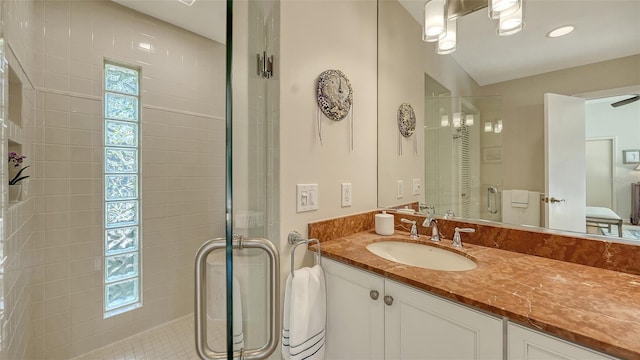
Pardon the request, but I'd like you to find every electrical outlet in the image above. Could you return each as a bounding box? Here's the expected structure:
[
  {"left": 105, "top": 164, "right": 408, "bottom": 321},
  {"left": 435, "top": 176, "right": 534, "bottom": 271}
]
[
  {"left": 296, "top": 184, "right": 319, "bottom": 212},
  {"left": 341, "top": 183, "right": 352, "bottom": 207},
  {"left": 397, "top": 180, "right": 404, "bottom": 198},
  {"left": 412, "top": 178, "right": 421, "bottom": 195}
]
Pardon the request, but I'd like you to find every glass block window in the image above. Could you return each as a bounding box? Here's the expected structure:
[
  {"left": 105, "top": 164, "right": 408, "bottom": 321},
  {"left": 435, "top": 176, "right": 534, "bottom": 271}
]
[{"left": 104, "top": 62, "right": 141, "bottom": 316}]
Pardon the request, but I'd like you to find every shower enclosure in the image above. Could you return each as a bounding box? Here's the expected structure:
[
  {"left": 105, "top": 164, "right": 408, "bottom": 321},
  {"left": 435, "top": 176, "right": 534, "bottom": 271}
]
[
  {"left": 424, "top": 94, "right": 503, "bottom": 223},
  {"left": 0, "top": 0, "right": 279, "bottom": 358}
]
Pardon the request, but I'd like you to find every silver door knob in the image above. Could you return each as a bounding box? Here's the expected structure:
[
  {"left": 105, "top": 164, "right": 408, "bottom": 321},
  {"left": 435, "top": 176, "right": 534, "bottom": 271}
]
[
  {"left": 384, "top": 295, "right": 394, "bottom": 306},
  {"left": 370, "top": 290, "right": 379, "bottom": 300}
]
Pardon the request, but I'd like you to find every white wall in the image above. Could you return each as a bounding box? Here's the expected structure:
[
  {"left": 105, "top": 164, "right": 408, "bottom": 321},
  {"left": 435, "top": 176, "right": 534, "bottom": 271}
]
[
  {"left": 377, "top": 0, "right": 480, "bottom": 208},
  {"left": 279, "top": 0, "right": 378, "bottom": 268},
  {"left": 586, "top": 97, "right": 640, "bottom": 220},
  {"left": 479, "top": 55, "right": 640, "bottom": 193}
]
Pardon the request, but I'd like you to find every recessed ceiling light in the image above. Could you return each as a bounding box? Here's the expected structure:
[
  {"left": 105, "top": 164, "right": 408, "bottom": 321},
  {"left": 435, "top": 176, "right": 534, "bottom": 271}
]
[
  {"left": 547, "top": 25, "right": 575, "bottom": 38},
  {"left": 178, "top": 0, "right": 196, "bottom": 6}
]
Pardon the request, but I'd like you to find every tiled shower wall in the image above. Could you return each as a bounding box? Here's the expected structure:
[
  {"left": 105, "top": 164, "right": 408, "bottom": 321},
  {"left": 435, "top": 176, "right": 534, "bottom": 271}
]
[{"left": 2, "top": 0, "right": 226, "bottom": 358}]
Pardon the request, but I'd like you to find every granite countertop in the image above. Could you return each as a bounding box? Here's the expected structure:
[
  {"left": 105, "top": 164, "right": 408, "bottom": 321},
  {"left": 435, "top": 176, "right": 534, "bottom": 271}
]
[{"left": 316, "top": 230, "right": 640, "bottom": 359}]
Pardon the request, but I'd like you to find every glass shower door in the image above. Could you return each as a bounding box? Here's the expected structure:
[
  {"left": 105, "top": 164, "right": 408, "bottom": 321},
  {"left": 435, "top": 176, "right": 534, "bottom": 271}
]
[{"left": 195, "top": 0, "right": 280, "bottom": 359}]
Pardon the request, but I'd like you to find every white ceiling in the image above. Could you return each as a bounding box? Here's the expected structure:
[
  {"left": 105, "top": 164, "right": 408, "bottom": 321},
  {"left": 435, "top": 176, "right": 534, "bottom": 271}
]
[
  {"left": 111, "top": 0, "right": 226, "bottom": 44},
  {"left": 112, "top": 1, "right": 639, "bottom": 86},
  {"left": 399, "top": 0, "right": 640, "bottom": 85}
]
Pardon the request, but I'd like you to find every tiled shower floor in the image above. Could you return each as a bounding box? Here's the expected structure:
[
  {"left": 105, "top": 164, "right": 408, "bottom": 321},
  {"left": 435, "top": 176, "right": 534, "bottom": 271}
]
[{"left": 72, "top": 315, "right": 200, "bottom": 360}]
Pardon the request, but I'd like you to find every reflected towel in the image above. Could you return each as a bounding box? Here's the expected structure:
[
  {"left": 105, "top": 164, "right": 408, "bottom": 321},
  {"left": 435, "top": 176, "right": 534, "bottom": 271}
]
[
  {"left": 232, "top": 276, "right": 244, "bottom": 350},
  {"left": 511, "top": 189, "right": 529, "bottom": 208},
  {"left": 282, "top": 265, "right": 326, "bottom": 360}
]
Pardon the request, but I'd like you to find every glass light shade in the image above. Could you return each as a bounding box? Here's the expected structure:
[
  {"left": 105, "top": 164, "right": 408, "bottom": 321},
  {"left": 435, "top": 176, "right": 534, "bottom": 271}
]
[
  {"left": 498, "top": 4, "right": 524, "bottom": 36},
  {"left": 452, "top": 112, "right": 462, "bottom": 128},
  {"left": 437, "top": 18, "right": 457, "bottom": 54},
  {"left": 424, "top": 0, "right": 447, "bottom": 42},
  {"left": 441, "top": 115, "right": 450, "bottom": 127},
  {"left": 494, "top": 120, "right": 503, "bottom": 133},
  {"left": 484, "top": 122, "right": 493, "bottom": 132},
  {"left": 465, "top": 114, "right": 474, "bottom": 126},
  {"left": 489, "top": 0, "right": 519, "bottom": 19}
]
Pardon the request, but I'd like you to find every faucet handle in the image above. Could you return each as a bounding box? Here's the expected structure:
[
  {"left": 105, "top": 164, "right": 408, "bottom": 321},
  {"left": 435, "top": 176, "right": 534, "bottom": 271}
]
[
  {"left": 400, "top": 218, "right": 419, "bottom": 239},
  {"left": 452, "top": 227, "right": 475, "bottom": 248}
]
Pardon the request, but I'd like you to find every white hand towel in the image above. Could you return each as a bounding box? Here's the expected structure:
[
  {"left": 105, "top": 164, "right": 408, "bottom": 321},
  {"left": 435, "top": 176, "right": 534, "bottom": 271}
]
[
  {"left": 282, "top": 265, "right": 326, "bottom": 360},
  {"left": 511, "top": 189, "right": 529, "bottom": 208}
]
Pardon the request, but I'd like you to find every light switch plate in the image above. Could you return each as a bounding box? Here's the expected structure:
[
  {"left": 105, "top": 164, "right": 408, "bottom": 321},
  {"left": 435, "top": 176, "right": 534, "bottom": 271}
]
[
  {"left": 397, "top": 180, "right": 404, "bottom": 199},
  {"left": 341, "top": 183, "right": 352, "bottom": 207},
  {"left": 412, "top": 178, "right": 421, "bottom": 195},
  {"left": 296, "top": 184, "right": 319, "bottom": 212}
]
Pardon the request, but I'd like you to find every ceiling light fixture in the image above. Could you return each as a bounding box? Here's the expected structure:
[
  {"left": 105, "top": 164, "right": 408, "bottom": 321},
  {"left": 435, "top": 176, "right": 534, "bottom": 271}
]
[
  {"left": 424, "top": 0, "right": 525, "bottom": 54},
  {"left": 437, "top": 18, "right": 458, "bottom": 54},
  {"left": 547, "top": 25, "right": 575, "bottom": 38},
  {"left": 498, "top": 2, "right": 524, "bottom": 36},
  {"left": 465, "top": 114, "right": 474, "bottom": 126},
  {"left": 424, "top": 0, "right": 447, "bottom": 42},
  {"left": 178, "top": 0, "right": 196, "bottom": 6},
  {"left": 488, "top": 0, "right": 519, "bottom": 19}
]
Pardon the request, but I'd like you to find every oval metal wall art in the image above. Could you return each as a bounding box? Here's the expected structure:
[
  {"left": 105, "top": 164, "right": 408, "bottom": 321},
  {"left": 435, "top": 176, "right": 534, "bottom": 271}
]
[
  {"left": 316, "top": 69, "right": 353, "bottom": 121},
  {"left": 397, "top": 103, "right": 416, "bottom": 138}
]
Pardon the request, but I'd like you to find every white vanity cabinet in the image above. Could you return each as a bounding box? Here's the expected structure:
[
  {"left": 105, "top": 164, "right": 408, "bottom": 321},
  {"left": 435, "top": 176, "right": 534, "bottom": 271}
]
[
  {"left": 323, "top": 258, "right": 503, "bottom": 359},
  {"left": 385, "top": 280, "right": 503, "bottom": 359},
  {"left": 323, "top": 257, "right": 385, "bottom": 359},
  {"left": 508, "top": 323, "right": 618, "bottom": 360}
]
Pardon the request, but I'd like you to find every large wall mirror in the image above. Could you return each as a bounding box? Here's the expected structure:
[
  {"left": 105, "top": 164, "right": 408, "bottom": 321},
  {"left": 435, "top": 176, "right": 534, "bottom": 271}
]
[{"left": 377, "top": 0, "right": 640, "bottom": 243}]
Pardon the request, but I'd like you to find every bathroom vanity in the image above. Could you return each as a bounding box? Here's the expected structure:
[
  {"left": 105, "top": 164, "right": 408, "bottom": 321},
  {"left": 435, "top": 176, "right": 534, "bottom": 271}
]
[{"left": 314, "top": 229, "right": 639, "bottom": 359}]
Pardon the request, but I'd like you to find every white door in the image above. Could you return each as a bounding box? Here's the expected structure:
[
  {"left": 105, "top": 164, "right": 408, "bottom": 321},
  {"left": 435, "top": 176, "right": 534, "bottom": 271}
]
[{"left": 544, "top": 93, "right": 586, "bottom": 233}]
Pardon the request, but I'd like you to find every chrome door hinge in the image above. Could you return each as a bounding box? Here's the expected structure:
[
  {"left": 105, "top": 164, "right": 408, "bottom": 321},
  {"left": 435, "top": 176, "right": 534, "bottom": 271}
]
[{"left": 257, "top": 51, "right": 274, "bottom": 79}]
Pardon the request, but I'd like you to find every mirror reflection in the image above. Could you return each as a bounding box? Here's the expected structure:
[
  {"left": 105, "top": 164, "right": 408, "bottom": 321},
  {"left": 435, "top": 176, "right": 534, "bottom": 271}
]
[{"left": 377, "top": 0, "right": 640, "bottom": 243}]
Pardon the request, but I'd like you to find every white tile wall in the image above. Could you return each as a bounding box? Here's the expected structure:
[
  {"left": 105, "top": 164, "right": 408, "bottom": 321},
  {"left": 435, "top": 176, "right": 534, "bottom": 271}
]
[{"left": 2, "top": 0, "right": 226, "bottom": 358}]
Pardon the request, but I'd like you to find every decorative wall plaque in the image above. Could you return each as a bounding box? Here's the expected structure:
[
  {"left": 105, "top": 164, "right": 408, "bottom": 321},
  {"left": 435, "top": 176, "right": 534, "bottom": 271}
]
[
  {"left": 397, "top": 103, "right": 416, "bottom": 138},
  {"left": 316, "top": 70, "right": 353, "bottom": 121}
]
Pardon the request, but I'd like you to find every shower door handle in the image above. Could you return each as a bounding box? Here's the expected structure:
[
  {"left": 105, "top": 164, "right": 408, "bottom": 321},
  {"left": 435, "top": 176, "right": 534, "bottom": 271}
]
[
  {"left": 195, "top": 237, "right": 280, "bottom": 360},
  {"left": 487, "top": 186, "right": 499, "bottom": 214}
]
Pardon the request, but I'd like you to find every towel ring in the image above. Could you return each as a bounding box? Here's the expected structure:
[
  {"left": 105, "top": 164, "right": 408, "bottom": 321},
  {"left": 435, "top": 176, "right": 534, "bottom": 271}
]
[{"left": 288, "top": 231, "right": 322, "bottom": 278}]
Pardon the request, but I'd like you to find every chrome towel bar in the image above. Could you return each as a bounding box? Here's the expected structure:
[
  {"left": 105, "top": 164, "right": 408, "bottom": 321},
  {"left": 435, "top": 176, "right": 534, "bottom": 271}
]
[{"left": 288, "top": 231, "right": 322, "bottom": 277}]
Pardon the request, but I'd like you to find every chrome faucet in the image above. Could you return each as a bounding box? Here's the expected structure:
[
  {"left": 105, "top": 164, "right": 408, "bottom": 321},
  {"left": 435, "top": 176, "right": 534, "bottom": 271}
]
[
  {"left": 422, "top": 215, "right": 441, "bottom": 242},
  {"left": 452, "top": 227, "right": 475, "bottom": 248},
  {"left": 400, "top": 218, "right": 419, "bottom": 239}
]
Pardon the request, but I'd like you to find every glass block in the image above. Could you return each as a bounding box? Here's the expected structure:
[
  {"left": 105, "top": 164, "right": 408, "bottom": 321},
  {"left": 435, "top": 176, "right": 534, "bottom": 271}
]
[
  {"left": 105, "top": 64, "right": 139, "bottom": 95},
  {"left": 106, "top": 226, "right": 138, "bottom": 255},
  {"left": 105, "top": 148, "right": 138, "bottom": 173},
  {"left": 105, "top": 253, "right": 138, "bottom": 282},
  {"left": 105, "top": 92, "right": 138, "bottom": 121},
  {"left": 105, "top": 278, "right": 139, "bottom": 311},
  {"left": 106, "top": 200, "right": 138, "bottom": 228},
  {"left": 106, "top": 120, "right": 138, "bottom": 147},
  {"left": 106, "top": 175, "right": 138, "bottom": 200}
]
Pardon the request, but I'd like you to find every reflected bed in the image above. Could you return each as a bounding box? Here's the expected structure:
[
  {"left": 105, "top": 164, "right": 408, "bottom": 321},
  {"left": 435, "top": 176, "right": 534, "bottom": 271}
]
[{"left": 586, "top": 206, "right": 623, "bottom": 238}]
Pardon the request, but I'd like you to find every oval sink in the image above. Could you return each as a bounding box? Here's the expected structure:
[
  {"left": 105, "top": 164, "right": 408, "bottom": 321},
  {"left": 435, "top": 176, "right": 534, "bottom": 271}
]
[{"left": 366, "top": 241, "right": 477, "bottom": 271}]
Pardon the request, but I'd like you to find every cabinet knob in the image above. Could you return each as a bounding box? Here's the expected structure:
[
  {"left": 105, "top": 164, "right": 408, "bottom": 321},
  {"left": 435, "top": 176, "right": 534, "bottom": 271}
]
[
  {"left": 384, "top": 295, "right": 394, "bottom": 306},
  {"left": 370, "top": 290, "right": 379, "bottom": 300}
]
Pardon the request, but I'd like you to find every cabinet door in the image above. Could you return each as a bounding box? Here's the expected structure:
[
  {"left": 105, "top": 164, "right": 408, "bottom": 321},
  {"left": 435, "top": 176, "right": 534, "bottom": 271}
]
[
  {"left": 385, "top": 280, "right": 503, "bottom": 360},
  {"left": 508, "top": 323, "right": 617, "bottom": 360},
  {"left": 323, "top": 258, "right": 385, "bottom": 359}
]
